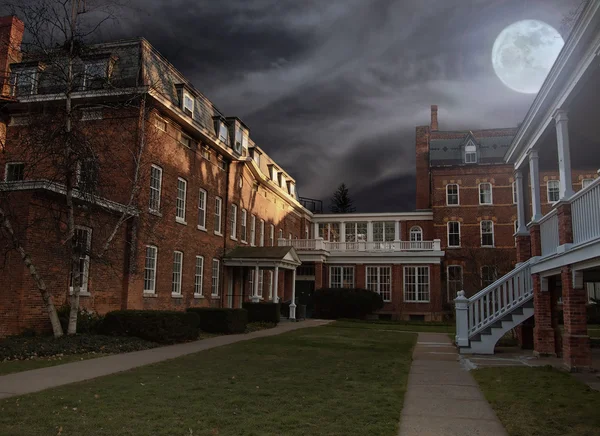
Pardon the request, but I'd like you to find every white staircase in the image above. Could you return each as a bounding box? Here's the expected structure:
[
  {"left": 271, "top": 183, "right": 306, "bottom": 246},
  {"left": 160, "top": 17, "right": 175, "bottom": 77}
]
[{"left": 455, "top": 260, "right": 534, "bottom": 354}]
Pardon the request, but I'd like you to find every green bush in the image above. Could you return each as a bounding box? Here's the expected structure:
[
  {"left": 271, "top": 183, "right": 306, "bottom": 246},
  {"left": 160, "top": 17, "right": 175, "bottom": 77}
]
[
  {"left": 314, "top": 288, "right": 384, "bottom": 319},
  {"left": 57, "top": 305, "right": 104, "bottom": 334},
  {"left": 187, "top": 308, "right": 247, "bottom": 334},
  {"left": 100, "top": 310, "right": 200, "bottom": 344},
  {"left": 242, "top": 302, "right": 280, "bottom": 323}
]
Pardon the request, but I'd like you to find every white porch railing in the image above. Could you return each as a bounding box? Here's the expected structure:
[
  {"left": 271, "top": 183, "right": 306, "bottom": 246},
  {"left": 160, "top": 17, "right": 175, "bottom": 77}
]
[
  {"left": 455, "top": 259, "right": 533, "bottom": 346},
  {"left": 278, "top": 238, "right": 441, "bottom": 252},
  {"left": 539, "top": 209, "right": 559, "bottom": 257},
  {"left": 571, "top": 177, "right": 600, "bottom": 246}
]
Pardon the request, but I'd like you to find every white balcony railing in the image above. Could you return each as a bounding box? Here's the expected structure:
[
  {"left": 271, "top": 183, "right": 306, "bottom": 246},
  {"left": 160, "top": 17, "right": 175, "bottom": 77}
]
[
  {"left": 278, "top": 238, "right": 441, "bottom": 252},
  {"left": 571, "top": 177, "right": 600, "bottom": 246},
  {"left": 539, "top": 209, "right": 559, "bottom": 257}
]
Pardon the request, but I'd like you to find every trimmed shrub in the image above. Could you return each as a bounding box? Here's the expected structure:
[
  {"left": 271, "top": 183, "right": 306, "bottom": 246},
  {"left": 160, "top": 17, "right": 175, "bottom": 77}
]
[
  {"left": 57, "top": 305, "right": 103, "bottom": 334},
  {"left": 187, "top": 308, "right": 248, "bottom": 334},
  {"left": 100, "top": 310, "right": 200, "bottom": 344},
  {"left": 242, "top": 302, "right": 280, "bottom": 323},
  {"left": 314, "top": 288, "right": 384, "bottom": 319}
]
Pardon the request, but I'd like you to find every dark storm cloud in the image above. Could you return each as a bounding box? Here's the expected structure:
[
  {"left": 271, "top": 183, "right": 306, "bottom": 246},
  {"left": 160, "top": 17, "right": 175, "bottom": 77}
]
[{"left": 100, "top": 0, "right": 579, "bottom": 211}]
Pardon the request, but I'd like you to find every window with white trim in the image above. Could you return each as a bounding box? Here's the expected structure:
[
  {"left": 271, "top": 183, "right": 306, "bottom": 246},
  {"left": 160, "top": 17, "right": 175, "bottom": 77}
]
[
  {"left": 149, "top": 165, "right": 162, "bottom": 212},
  {"left": 202, "top": 147, "right": 211, "bottom": 161},
  {"left": 11, "top": 67, "right": 39, "bottom": 96},
  {"left": 582, "top": 178, "right": 595, "bottom": 189},
  {"left": 179, "top": 133, "right": 192, "bottom": 148},
  {"left": 373, "top": 222, "right": 395, "bottom": 242},
  {"left": 230, "top": 204, "right": 238, "bottom": 239},
  {"left": 267, "top": 271, "right": 273, "bottom": 300},
  {"left": 212, "top": 259, "right": 220, "bottom": 296},
  {"left": 258, "top": 270, "right": 264, "bottom": 297},
  {"left": 447, "top": 221, "right": 460, "bottom": 247},
  {"left": 183, "top": 91, "right": 194, "bottom": 116},
  {"left": 240, "top": 209, "right": 247, "bottom": 242},
  {"left": 215, "top": 197, "right": 223, "bottom": 234},
  {"left": 330, "top": 266, "right": 354, "bottom": 288},
  {"left": 447, "top": 266, "right": 463, "bottom": 301},
  {"left": 194, "top": 256, "right": 204, "bottom": 296},
  {"left": 465, "top": 142, "right": 477, "bottom": 163},
  {"left": 259, "top": 220, "right": 265, "bottom": 247},
  {"left": 250, "top": 215, "right": 256, "bottom": 246},
  {"left": 512, "top": 182, "right": 517, "bottom": 204},
  {"left": 144, "top": 245, "right": 158, "bottom": 294},
  {"left": 69, "top": 227, "right": 92, "bottom": 295},
  {"left": 198, "top": 189, "right": 207, "bottom": 230},
  {"left": 446, "top": 184, "right": 459, "bottom": 205},
  {"left": 270, "top": 224, "right": 275, "bottom": 246},
  {"left": 345, "top": 222, "right": 368, "bottom": 243},
  {"left": 547, "top": 180, "right": 560, "bottom": 203},
  {"left": 481, "top": 265, "right": 498, "bottom": 287},
  {"left": 367, "top": 266, "right": 391, "bottom": 302},
  {"left": 218, "top": 122, "right": 229, "bottom": 143},
  {"left": 176, "top": 178, "right": 187, "bottom": 223},
  {"left": 5, "top": 162, "right": 24, "bottom": 181},
  {"left": 154, "top": 116, "right": 167, "bottom": 132},
  {"left": 404, "top": 266, "right": 430, "bottom": 302},
  {"left": 479, "top": 183, "right": 492, "bottom": 205},
  {"left": 83, "top": 60, "right": 108, "bottom": 90},
  {"left": 172, "top": 251, "right": 183, "bottom": 295},
  {"left": 279, "top": 229, "right": 283, "bottom": 240},
  {"left": 81, "top": 108, "right": 103, "bottom": 121},
  {"left": 481, "top": 220, "right": 494, "bottom": 247},
  {"left": 410, "top": 226, "right": 423, "bottom": 242}
]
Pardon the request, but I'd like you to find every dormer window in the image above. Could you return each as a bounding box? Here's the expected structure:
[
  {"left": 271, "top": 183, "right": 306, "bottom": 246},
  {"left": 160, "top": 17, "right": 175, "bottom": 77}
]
[
  {"left": 10, "top": 67, "right": 40, "bottom": 96},
  {"left": 465, "top": 141, "right": 477, "bottom": 164},
  {"left": 183, "top": 91, "right": 194, "bottom": 116},
  {"left": 83, "top": 60, "right": 110, "bottom": 90},
  {"left": 218, "top": 122, "right": 229, "bottom": 143},
  {"left": 287, "top": 181, "right": 295, "bottom": 197},
  {"left": 268, "top": 165, "right": 277, "bottom": 181}
]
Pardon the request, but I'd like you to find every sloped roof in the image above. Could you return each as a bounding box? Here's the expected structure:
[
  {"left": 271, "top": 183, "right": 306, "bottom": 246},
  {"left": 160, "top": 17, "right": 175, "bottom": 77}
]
[
  {"left": 430, "top": 130, "right": 516, "bottom": 166},
  {"left": 224, "top": 246, "right": 300, "bottom": 263}
]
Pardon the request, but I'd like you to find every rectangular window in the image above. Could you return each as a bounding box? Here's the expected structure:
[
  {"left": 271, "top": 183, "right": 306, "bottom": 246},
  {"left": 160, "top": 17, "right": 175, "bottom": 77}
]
[
  {"left": 69, "top": 227, "right": 92, "bottom": 294},
  {"left": 12, "top": 68, "right": 39, "bottom": 96},
  {"left": 279, "top": 229, "right": 284, "bottom": 240},
  {"left": 447, "top": 221, "right": 460, "bottom": 247},
  {"left": 194, "top": 256, "right": 204, "bottom": 296},
  {"left": 267, "top": 270, "right": 273, "bottom": 300},
  {"left": 198, "top": 189, "right": 207, "bottom": 230},
  {"left": 172, "top": 251, "right": 183, "bottom": 295},
  {"left": 241, "top": 209, "right": 247, "bottom": 242},
  {"left": 212, "top": 259, "right": 220, "bottom": 296},
  {"left": 258, "top": 270, "right": 264, "bottom": 298},
  {"left": 149, "top": 165, "right": 162, "bottom": 212},
  {"left": 155, "top": 116, "right": 167, "bottom": 132},
  {"left": 512, "top": 181, "right": 517, "bottom": 204},
  {"left": 5, "top": 162, "right": 24, "bottom": 182},
  {"left": 345, "top": 222, "right": 368, "bottom": 243},
  {"left": 83, "top": 60, "right": 107, "bottom": 90},
  {"left": 547, "top": 180, "right": 560, "bottom": 203},
  {"left": 404, "top": 266, "right": 430, "bottom": 302},
  {"left": 230, "top": 204, "right": 238, "bottom": 239},
  {"left": 329, "top": 266, "right": 354, "bottom": 288},
  {"left": 481, "top": 220, "right": 494, "bottom": 247},
  {"left": 270, "top": 224, "right": 275, "bottom": 246},
  {"left": 176, "top": 178, "right": 187, "bottom": 223},
  {"left": 81, "top": 108, "right": 103, "bottom": 121},
  {"left": 144, "top": 245, "right": 158, "bottom": 294},
  {"left": 215, "top": 197, "right": 223, "bottom": 234},
  {"left": 218, "top": 159, "right": 226, "bottom": 171},
  {"left": 183, "top": 91, "right": 194, "bottom": 116},
  {"left": 582, "top": 178, "right": 595, "bottom": 189},
  {"left": 202, "top": 148, "right": 211, "bottom": 161},
  {"left": 259, "top": 220, "right": 265, "bottom": 247},
  {"left": 481, "top": 266, "right": 497, "bottom": 288},
  {"left": 218, "top": 123, "right": 229, "bottom": 143},
  {"left": 367, "top": 266, "right": 391, "bottom": 302},
  {"left": 479, "top": 183, "right": 493, "bottom": 205},
  {"left": 447, "top": 266, "right": 463, "bottom": 301},
  {"left": 179, "top": 133, "right": 192, "bottom": 148},
  {"left": 446, "top": 184, "right": 459, "bottom": 205},
  {"left": 250, "top": 215, "right": 256, "bottom": 246}
]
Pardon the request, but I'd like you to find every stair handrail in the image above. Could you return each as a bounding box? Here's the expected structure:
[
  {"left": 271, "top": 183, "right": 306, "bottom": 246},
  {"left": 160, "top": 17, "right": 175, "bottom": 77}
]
[{"left": 467, "top": 258, "right": 533, "bottom": 303}]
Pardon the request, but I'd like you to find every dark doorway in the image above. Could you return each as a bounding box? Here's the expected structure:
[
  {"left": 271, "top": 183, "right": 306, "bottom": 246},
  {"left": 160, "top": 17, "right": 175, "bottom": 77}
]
[{"left": 296, "top": 281, "right": 316, "bottom": 318}]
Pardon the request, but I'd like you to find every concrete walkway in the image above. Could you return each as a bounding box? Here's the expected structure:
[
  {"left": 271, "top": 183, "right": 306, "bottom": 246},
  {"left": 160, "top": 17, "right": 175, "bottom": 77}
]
[
  {"left": 398, "top": 332, "right": 508, "bottom": 436},
  {"left": 0, "top": 319, "right": 331, "bottom": 400}
]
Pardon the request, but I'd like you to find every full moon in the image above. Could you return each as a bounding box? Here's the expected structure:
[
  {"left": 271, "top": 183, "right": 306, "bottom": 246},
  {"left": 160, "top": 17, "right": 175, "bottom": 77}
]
[{"left": 492, "top": 20, "right": 564, "bottom": 94}]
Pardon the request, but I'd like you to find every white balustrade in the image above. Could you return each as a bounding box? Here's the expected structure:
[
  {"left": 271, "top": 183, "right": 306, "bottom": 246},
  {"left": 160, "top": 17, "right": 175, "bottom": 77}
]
[
  {"left": 571, "top": 178, "right": 600, "bottom": 246},
  {"left": 277, "top": 238, "right": 437, "bottom": 252},
  {"left": 539, "top": 210, "right": 559, "bottom": 257}
]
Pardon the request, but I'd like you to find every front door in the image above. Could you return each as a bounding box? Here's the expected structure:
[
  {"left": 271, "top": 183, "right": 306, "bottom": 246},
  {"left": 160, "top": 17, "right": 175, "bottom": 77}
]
[{"left": 296, "top": 280, "right": 315, "bottom": 318}]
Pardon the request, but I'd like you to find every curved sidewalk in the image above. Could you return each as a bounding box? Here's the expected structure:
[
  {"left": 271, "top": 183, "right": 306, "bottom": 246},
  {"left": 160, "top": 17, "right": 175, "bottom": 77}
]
[
  {"left": 398, "top": 332, "right": 508, "bottom": 436},
  {"left": 0, "top": 319, "right": 331, "bottom": 400}
]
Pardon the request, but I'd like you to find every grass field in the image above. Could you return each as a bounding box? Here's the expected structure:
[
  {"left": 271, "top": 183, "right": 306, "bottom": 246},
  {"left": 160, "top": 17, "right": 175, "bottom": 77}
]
[{"left": 329, "top": 319, "right": 456, "bottom": 333}]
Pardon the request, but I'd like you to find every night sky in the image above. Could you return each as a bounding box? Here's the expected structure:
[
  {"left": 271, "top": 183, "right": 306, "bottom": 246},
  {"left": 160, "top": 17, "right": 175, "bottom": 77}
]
[{"left": 99, "top": 0, "right": 580, "bottom": 211}]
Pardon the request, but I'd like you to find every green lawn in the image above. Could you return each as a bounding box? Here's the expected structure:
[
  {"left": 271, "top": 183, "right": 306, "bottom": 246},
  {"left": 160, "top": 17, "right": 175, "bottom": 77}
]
[
  {"left": 473, "top": 366, "right": 600, "bottom": 436},
  {"left": 0, "top": 325, "right": 416, "bottom": 436},
  {"left": 0, "top": 353, "right": 108, "bottom": 376},
  {"left": 330, "top": 319, "right": 456, "bottom": 333}
]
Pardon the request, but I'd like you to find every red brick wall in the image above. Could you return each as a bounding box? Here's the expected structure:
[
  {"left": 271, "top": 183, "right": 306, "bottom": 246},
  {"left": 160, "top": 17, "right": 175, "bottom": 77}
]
[
  {"left": 415, "top": 125, "right": 430, "bottom": 210},
  {"left": 0, "top": 15, "right": 24, "bottom": 96}
]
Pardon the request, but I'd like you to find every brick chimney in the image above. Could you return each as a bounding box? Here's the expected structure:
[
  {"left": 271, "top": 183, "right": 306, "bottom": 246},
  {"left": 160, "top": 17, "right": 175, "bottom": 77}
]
[
  {"left": 415, "top": 124, "right": 431, "bottom": 210},
  {"left": 430, "top": 105, "right": 438, "bottom": 131},
  {"left": 0, "top": 15, "right": 24, "bottom": 98}
]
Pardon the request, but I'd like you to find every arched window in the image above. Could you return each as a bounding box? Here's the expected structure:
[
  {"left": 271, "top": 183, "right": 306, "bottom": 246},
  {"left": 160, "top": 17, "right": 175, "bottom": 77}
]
[
  {"left": 465, "top": 142, "right": 477, "bottom": 163},
  {"left": 410, "top": 226, "right": 423, "bottom": 242}
]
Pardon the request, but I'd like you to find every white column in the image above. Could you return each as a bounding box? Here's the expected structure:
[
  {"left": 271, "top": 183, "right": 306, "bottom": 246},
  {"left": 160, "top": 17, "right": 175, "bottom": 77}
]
[
  {"left": 289, "top": 269, "right": 297, "bottom": 320},
  {"left": 273, "top": 266, "right": 279, "bottom": 303},
  {"left": 340, "top": 222, "right": 346, "bottom": 243},
  {"left": 394, "top": 221, "right": 401, "bottom": 241},
  {"left": 313, "top": 222, "right": 320, "bottom": 239},
  {"left": 454, "top": 291, "right": 469, "bottom": 347},
  {"left": 529, "top": 149, "right": 543, "bottom": 223},
  {"left": 367, "top": 221, "right": 373, "bottom": 242},
  {"left": 515, "top": 170, "right": 528, "bottom": 234},
  {"left": 554, "top": 110, "right": 575, "bottom": 200},
  {"left": 251, "top": 265, "right": 260, "bottom": 302}
]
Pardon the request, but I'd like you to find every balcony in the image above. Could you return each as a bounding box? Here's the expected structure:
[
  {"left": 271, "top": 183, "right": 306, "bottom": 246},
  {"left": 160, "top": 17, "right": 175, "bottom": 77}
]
[{"left": 278, "top": 238, "right": 441, "bottom": 253}]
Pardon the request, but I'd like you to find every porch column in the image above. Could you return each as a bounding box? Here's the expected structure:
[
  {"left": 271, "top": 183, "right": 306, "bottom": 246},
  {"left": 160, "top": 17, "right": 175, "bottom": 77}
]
[
  {"left": 273, "top": 266, "right": 279, "bottom": 303},
  {"left": 515, "top": 170, "right": 528, "bottom": 234},
  {"left": 313, "top": 222, "right": 320, "bottom": 239},
  {"left": 533, "top": 274, "right": 556, "bottom": 357},
  {"left": 340, "top": 221, "right": 346, "bottom": 243},
  {"left": 562, "top": 266, "right": 591, "bottom": 370},
  {"left": 554, "top": 110, "right": 575, "bottom": 200},
  {"left": 367, "top": 221, "right": 373, "bottom": 242},
  {"left": 289, "top": 269, "right": 297, "bottom": 320},
  {"left": 528, "top": 149, "right": 543, "bottom": 223},
  {"left": 251, "top": 265, "right": 260, "bottom": 302},
  {"left": 394, "top": 221, "right": 401, "bottom": 241}
]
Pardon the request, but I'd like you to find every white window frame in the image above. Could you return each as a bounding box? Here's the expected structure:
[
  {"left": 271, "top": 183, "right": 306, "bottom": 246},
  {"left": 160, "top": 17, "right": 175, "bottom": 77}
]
[
  {"left": 329, "top": 266, "right": 355, "bottom": 288},
  {"left": 481, "top": 266, "right": 498, "bottom": 288},
  {"left": 479, "top": 183, "right": 493, "bottom": 205},
  {"left": 143, "top": 245, "right": 158, "bottom": 294},
  {"left": 154, "top": 115, "right": 167, "bottom": 132},
  {"left": 258, "top": 270, "right": 264, "bottom": 298},
  {"left": 547, "top": 180, "right": 560, "bottom": 203},
  {"left": 230, "top": 204, "right": 238, "bottom": 240},
  {"left": 179, "top": 133, "right": 192, "bottom": 148},
  {"left": 270, "top": 224, "right": 275, "bottom": 246},
  {"left": 81, "top": 108, "right": 103, "bottom": 121},
  {"left": 194, "top": 256, "right": 204, "bottom": 297},
  {"left": 480, "top": 220, "right": 495, "bottom": 247},
  {"left": 183, "top": 91, "right": 194, "bottom": 116},
  {"left": 582, "top": 178, "right": 595, "bottom": 189},
  {"left": 215, "top": 197, "right": 223, "bottom": 235},
  {"left": 211, "top": 259, "right": 220, "bottom": 296},
  {"left": 149, "top": 165, "right": 162, "bottom": 213},
  {"left": 218, "top": 122, "right": 229, "bottom": 143},
  {"left": 69, "top": 226, "right": 92, "bottom": 296},
  {"left": 240, "top": 209, "right": 247, "bottom": 243},
  {"left": 446, "top": 184, "right": 459, "bottom": 206},
  {"left": 172, "top": 251, "right": 183, "bottom": 296},
  {"left": 4, "top": 162, "right": 25, "bottom": 182},
  {"left": 176, "top": 177, "right": 187, "bottom": 224},
  {"left": 267, "top": 270, "right": 273, "bottom": 300},
  {"left": 447, "top": 265, "right": 463, "bottom": 301},
  {"left": 403, "top": 266, "right": 430, "bottom": 303},
  {"left": 447, "top": 221, "right": 461, "bottom": 248},
  {"left": 278, "top": 229, "right": 283, "bottom": 240},
  {"left": 12, "top": 67, "right": 39, "bottom": 96},
  {"left": 259, "top": 219, "right": 265, "bottom": 247},
  {"left": 202, "top": 147, "right": 211, "bottom": 161},
  {"left": 512, "top": 181, "right": 517, "bottom": 204},
  {"left": 83, "top": 60, "right": 107, "bottom": 90},
  {"left": 250, "top": 215, "right": 256, "bottom": 246},
  {"left": 409, "top": 226, "right": 423, "bottom": 242},
  {"left": 197, "top": 189, "right": 207, "bottom": 230},
  {"left": 366, "top": 266, "right": 392, "bottom": 302},
  {"left": 288, "top": 232, "right": 292, "bottom": 241},
  {"left": 465, "top": 142, "right": 477, "bottom": 164}
]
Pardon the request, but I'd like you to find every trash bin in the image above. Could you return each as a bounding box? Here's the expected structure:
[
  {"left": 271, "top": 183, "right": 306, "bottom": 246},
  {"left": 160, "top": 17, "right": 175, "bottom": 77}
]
[{"left": 296, "top": 304, "right": 307, "bottom": 320}]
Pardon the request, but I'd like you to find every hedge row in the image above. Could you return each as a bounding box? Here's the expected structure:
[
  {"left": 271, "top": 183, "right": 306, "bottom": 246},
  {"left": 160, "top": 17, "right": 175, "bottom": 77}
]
[
  {"left": 242, "top": 302, "right": 280, "bottom": 323},
  {"left": 314, "top": 288, "right": 383, "bottom": 319},
  {"left": 186, "top": 308, "right": 248, "bottom": 334}
]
